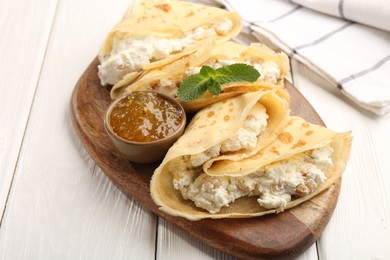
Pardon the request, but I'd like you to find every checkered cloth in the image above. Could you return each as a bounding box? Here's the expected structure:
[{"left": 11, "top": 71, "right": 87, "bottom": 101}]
[{"left": 214, "top": 0, "right": 390, "bottom": 115}]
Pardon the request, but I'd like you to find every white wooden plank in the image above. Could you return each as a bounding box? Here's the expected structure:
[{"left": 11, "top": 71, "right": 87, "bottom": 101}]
[
  {"left": 291, "top": 59, "right": 390, "bottom": 259},
  {"left": 0, "top": 0, "right": 157, "bottom": 259},
  {"left": 0, "top": 0, "right": 58, "bottom": 221}
]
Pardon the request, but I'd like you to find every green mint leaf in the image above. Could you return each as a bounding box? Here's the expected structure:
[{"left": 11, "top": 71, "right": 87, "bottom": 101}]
[
  {"left": 177, "top": 74, "right": 210, "bottom": 102},
  {"left": 207, "top": 78, "right": 222, "bottom": 96},
  {"left": 215, "top": 63, "right": 260, "bottom": 84},
  {"left": 199, "top": 65, "right": 216, "bottom": 78}
]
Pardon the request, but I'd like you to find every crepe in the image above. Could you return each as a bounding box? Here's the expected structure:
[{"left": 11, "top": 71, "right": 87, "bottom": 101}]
[
  {"left": 97, "top": 0, "right": 241, "bottom": 87},
  {"left": 150, "top": 116, "right": 352, "bottom": 220},
  {"left": 160, "top": 90, "right": 289, "bottom": 164},
  {"left": 110, "top": 41, "right": 290, "bottom": 112}
]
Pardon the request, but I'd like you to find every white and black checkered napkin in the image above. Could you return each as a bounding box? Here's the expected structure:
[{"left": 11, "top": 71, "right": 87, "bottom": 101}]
[{"left": 215, "top": 0, "right": 390, "bottom": 115}]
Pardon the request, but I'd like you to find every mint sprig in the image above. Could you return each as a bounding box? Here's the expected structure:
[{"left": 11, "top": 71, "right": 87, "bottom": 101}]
[{"left": 178, "top": 63, "right": 260, "bottom": 102}]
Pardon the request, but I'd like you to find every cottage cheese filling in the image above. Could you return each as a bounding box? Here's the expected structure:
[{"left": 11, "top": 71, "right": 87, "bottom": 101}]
[
  {"left": 173, "top": 145, "right": 333, "bottom": 214},
  {"left": 189, "top": 102, "right": 269, "bottom": 167},
  {"left": 98, "top": 18, "right": 233, "bottom": 85}
]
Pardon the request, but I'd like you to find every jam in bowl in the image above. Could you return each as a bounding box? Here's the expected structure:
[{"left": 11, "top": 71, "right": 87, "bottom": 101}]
[{"left": 104, "top": 91, "right": 186, "bottom": 163}]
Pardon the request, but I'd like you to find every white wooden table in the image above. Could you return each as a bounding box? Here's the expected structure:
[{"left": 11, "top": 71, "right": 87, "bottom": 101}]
[{"left": 1, "top": 0, "right": 389, "bottom": 259}]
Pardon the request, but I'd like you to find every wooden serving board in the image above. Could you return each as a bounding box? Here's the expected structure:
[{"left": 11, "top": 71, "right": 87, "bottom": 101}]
[{"left": 70, "top": 58, "right": 341, "bottom": 259}]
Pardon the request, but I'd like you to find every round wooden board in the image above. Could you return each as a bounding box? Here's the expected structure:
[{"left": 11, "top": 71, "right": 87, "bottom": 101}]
[{"left": 70, "top": 58, "right": 341, "bottom": 259}]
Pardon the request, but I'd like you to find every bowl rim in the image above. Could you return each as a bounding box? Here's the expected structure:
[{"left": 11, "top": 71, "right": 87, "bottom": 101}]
[{"left": 104, "top": 90, "right": 187, "bottom": 145}]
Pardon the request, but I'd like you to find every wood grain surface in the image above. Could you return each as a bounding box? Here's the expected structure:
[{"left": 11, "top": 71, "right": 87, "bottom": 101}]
[{"left": 70, "top": 58, "right": 341, "bottom": 259}]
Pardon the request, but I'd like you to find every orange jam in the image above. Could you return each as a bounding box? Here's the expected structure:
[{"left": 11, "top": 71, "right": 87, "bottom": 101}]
[{"left": 109, "top": 92, "right": 183, "bottom": 142}]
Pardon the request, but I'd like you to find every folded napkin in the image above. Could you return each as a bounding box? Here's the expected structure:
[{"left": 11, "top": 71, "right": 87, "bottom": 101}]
[
  {"left": 294, "top": 0, "right": 390, "bottom": 32},
  {"left": 215, "top": 0, "right": 390, "bottom": 115}
]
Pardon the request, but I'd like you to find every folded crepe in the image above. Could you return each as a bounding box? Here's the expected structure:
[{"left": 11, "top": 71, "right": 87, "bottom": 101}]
[
  {"left": 98, "top": 0, "right": 241, "bottom": 87},
  {"left": 162, "top": 90, "right": 290, "bottom": 165},
  {"left": 150, "top": 115, "right": 352, "bottom": 221},
  {"left": 110, "top": 41, "right": 290, "bottom": 112}
]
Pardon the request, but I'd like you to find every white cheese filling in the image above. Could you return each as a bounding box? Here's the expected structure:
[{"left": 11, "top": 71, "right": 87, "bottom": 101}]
[
  {"left": 98, "top": 18, "right": 233, "bottom": 86},
  {"left": 150, "top": 58, "right": 281, "bottom": 97},
  {"left": 189, "top": 102, "right": 269, "bottom": 167},
  {"left": 173, "top": 145, "right": 333, "bottom": 214}
]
